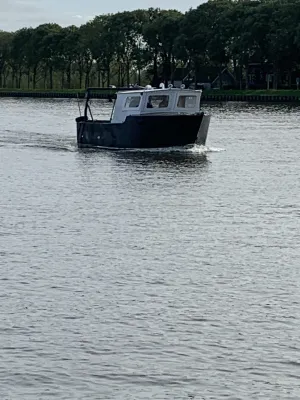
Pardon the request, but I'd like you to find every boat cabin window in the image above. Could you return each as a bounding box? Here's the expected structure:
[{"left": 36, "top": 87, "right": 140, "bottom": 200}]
[
  {"left": 124, "top": 96, "right": 141, "bottom": 108},
  {"left": 177, "top": 95, "right": 197, "bottom": 108},
  {"left": 147, "top": 95, "right": 169, "bottom": 109}
]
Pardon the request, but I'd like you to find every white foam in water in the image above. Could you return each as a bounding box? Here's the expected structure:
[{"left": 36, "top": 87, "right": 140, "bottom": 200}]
[
  {"left": 205, "top": 146, "right": 226, "bottom": 153},
  {"left": 117, "top": 144, "right": 225, "bottom": 154}
]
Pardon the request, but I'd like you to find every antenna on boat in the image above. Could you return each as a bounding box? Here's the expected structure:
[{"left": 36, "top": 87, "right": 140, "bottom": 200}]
[{"left": 77, "top": 93, "right": 82, "bottom": 116}]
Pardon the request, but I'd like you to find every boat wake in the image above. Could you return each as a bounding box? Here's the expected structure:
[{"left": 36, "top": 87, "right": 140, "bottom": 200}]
[
  {"left": 79, "top": 143, "right": 224, "bottom": 154},
  {"left": 22, "top": 142, "right": 77, "bottom": 152},
  {"left": 0, "top": 130, "right": 224, "bottom": 155},
  {"left": 0, "top": 129, "right": 77, "bottom": 152},
  {"left": 100, "top": 144, "right": 225, "bottom": 154}
]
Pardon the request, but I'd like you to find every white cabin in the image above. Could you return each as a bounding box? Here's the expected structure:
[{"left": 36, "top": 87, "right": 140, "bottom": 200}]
[{"left": 111, "top": 86, "right": 202, "bottom": 124}]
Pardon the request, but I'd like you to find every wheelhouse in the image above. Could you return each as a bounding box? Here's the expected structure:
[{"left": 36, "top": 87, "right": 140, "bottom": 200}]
[
  {"left": 110, "top": 87, "right": 202, "bottom": 123},
  {"left": 82, "top": 86, "right": 203, "bottom": 124}
]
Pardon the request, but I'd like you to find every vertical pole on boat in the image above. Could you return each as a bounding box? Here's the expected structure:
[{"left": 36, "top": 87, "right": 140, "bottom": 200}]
[
  {"left": 77, "top": 93, "right": 82, "bottom": 116},
  {"left": 110, "top": 98, "right": 116, "bottom": 121}
]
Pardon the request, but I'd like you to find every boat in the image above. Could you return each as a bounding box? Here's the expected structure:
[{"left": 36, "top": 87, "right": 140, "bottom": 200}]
[{"left": 75, "top": 85, "right": 211, "bottom": 149}]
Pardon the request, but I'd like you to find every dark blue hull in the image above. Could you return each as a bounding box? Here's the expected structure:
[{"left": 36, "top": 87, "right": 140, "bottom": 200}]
[{"left": 76, "top": 113, "right": 210, "bottom": 149}]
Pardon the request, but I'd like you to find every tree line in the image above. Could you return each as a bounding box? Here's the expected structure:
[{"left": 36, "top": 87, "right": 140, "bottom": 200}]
[{"left": 1, "top": 0, "right": 300, "bottom": 91}]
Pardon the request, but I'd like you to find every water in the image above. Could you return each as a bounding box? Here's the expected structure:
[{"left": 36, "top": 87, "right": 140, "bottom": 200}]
[{"left": 0, "top": 98, "right": 300, "bottom": 399}]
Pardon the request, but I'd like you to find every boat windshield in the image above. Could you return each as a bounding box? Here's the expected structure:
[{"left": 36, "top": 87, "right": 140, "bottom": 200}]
[
  {"left": 124, "top": 96, "right": 141, "bottom": 108},
  {"left": 85, "top": 99, "right": 112, "bottom": 121},
  {"left": 84, "top": 88, "right": 115, "bottom": 121},
  {"left": 147, "top": 95, "right": 169, "bottom": 109},
  {"left": 177, "top": 95, "right": 197, "bottom": 108}
]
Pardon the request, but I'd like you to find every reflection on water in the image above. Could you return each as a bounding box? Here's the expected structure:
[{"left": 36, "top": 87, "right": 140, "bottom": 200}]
[
  {"left": 77, "top": 144, "right": 210, "bottom": 169},
  {"left": 113, "top": 150, "right": 208, "bottom": 167},
  {"left": 1, "top": 98, "right": 300, "bottom": 400}
]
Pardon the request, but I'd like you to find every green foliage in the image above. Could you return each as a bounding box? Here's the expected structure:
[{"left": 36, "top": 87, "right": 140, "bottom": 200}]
[
  {"left": 1, "top": 1, "right": 300, "bottom": 90},
  {"left": 0, "top": 31, "right": 14, "bottom": 87}
]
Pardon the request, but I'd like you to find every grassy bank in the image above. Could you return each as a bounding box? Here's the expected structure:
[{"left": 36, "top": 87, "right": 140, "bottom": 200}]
[
  {"left": 0, "top": 88, "right": 300, "bottom": 102},
  {"left": 205, "top": 89, "right": 300, "bottom": 96},
  {"left": 0, "top": 88, "right": 84, "bottom": 93},
  {"left": 0, "top": 88, "right": 300, "bottom": 95},
  {"left": 0, "top": 88, "right": 111, "bottom": 94}
]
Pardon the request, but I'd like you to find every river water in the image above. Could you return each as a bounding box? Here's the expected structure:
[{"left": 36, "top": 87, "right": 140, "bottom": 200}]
[{"left": 0, "top": 98, "right": 300, "bottom": 400}]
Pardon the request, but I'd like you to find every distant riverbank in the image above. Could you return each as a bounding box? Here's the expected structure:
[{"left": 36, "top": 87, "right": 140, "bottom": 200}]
[{"left": 1, "top": 88, "right": 300, "bottom": 102}]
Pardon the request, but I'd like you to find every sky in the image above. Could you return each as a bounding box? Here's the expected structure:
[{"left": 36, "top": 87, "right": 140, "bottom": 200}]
[{"left": 1, "top": 0, "right": 207, "bottom": 32}]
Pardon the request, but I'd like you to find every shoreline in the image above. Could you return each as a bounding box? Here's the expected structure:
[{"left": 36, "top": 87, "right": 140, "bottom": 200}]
[{"left": 1, "top": 89, "right": 300, "bottom": 103}]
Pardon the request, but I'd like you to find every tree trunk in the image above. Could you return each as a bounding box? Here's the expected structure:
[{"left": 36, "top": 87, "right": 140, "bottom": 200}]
[
  {"left": 163, "top": 60, "right": 168, "bottom": 86},
  {"left": 107, "top": 66, "right": 110, "bottom": 87},
  {"left": 126, "top": 60, "right": 130, "bottom": 87},
  {"left": 245, "top": 65, "right": 249, "bottom": 90},
  {"left": 66, "top": 58, "right": 72, "bottom": 89},
  {"left": 239, "top": 65, "right": 243, "bottom": 90},
  {"left": 273, "top": 60, "right": 279, "bottom": 90},
  {"left": 97, "top": 68, "right": 101, "bottom": 87},
  {"left": 233, "top": 58, "right": 237, "bottom": 79},
  {"left": 61, "top": 71, "right": 65, "bottom": 89},
  {"left": 67, "top": 63, "right": 71, "bottom": 89},
  {"left": 85, "top": 72, "right": 89, "bottom": 88},
  {"left": 243, "top": 61, "right": 249, "bottom": 90},
  {"left": 3, "top": 69, "right": 8, "bottom": 88},
  {"left": 121, "top": 64, "right": 125, "bottom": 87},
  {"left": 117, "top": 62, "right": 121, "bottom": 87},
  {"left": 49, "top": 65, "right": 53, "bottom": 89},
  {"left": 84, "top": 59, "right": 92, "bottom": 88},
  {"left": 27, "top": 70, "right": 30, "bottom": 89},
  {"left": 33, "top": 66, "right": 37, "bottom": 89},
  {"left": 152, "top": 53, "right": 158, "bottom": 87},
  {"left": 18, "top": 70, "right": 22, "bottom": 88},
  {"left": 43, "top": 69, "right": 47, "bottom": 89},
  {"left": 12, "top": 69, "right": 16, "bottom": 88},
  {"left": 79, "top": 69, "right": 83, "bottom": 89},
  {"left": 170, "top": 54, "right": 176, "bottom": 83}
]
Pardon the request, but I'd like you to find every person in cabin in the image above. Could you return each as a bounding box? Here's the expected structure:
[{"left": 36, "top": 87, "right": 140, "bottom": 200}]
[{"left": 159, "top": 97, "right": 168, "bottom": 108}]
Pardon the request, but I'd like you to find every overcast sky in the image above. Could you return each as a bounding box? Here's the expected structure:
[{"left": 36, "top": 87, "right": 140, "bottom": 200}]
[{"left": 1, "top": 0, "right": 206, "bottom": 31}]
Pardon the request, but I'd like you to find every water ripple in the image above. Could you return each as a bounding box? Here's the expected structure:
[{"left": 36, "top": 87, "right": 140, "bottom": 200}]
[{"left": 0, "top": 98, "right": 300, "bottom": 399}]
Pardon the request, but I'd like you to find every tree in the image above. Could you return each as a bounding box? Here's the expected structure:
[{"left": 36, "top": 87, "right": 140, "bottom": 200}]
[
  {"left": 1, "top": 2, "right": 300, "bottom": 90},
  {"left": 108, "top": 10, "right": 148, "bottom": 86},
  {"left": 82, "top": 15, "right": 117, "bottom": 87},
  {"left": 0, "top": 31, "right": 13, "bottom": 87},
  {"left": 143, "top": 9, "right": 183, "bottom": 86}
]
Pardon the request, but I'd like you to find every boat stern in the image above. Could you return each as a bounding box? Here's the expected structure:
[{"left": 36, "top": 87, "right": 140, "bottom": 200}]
[
  {"left": 76, "top": 116, "right": 88, "bottom": 146},
  {"left": 196, "top": 114, "right": 211, "bottom": 146}
]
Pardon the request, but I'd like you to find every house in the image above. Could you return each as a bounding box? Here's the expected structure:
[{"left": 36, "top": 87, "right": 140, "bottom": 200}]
[
  {"left": 210, "top": 68, "right": 237, "bottom": 89},
  {"left": 172, "top": 66, "right": 237, "bottom": 89},
  {"left": 247, "top": 63, "right": 274, "bottom": 89},
  {"left": 172, "top": 67, "right": 194, "bottom": 88},
  {"left": 247, "top": 62, "right": 300, "bottom": 89}
]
